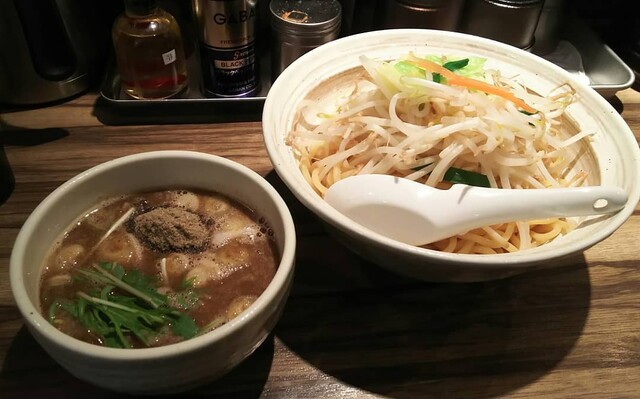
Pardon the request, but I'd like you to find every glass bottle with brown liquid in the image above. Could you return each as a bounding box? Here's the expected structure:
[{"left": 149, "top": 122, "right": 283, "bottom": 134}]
[{"left": 112, "top": 0, "right": 188, "bottom": 99}]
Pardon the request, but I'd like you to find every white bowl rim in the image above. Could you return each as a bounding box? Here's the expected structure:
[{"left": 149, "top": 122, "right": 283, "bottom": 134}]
[
  {"left": 10, "top": 150, "right": 297, "bottom": 360},
  {"left": 263, "top": 28, "right": 640, "bottom": 268}
]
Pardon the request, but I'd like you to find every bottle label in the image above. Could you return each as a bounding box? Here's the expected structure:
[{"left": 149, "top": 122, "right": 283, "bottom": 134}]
[
  {"left": 162, "top": 49, "right": 177, "bottom": 65},
  {"left": 200, "top": 42, "right": 259, "bottom": 97},
  {"left": 194, "top": 0, "right": 259, "bottom": 97}
]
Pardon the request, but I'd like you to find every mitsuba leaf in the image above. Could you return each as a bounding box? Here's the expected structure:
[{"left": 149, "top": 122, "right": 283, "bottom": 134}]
[
  {"left": 171, "top": 312, "right": 199, "bottom": 339},
  {"left": 50, "top": 262, "right": 200, "bottom": 349},
  {"left": 98, "top": 262, "right": 167, "bottom": 307}
]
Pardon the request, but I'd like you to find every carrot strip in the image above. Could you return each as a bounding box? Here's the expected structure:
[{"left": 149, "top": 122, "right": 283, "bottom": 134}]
[
  {"left": 406, "top": 53, "right": 536, "bottom": 113},
  {"left": 452, "top": 77, "right": 536, "bottom": 114}
]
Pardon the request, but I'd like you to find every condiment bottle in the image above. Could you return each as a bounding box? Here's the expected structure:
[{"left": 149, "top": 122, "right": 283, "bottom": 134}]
[
  {"left": 192, "top": 0, "right": 260, "bottom": 98},
  {"left": 531, "top": 0, "right": 567, "bottom": 55},
  {"left": 112, "top": 0, "right": 189, "bottom": 99},
  {"left": 459, "top": 0, "right": 545, "bottom": 50},
  {"left": 269, "top": 0, "right": 342, "bottom": 82},
  {"left": 377, "top": 0, "right": 465, "bottom": 31}
]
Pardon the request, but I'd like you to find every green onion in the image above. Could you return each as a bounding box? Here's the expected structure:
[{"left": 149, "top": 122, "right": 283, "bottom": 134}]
[
  {"left": 411, "top": 163, "right": 490, "bottom": 188},
  {"left": 443, "top": 59, "right": 470, "bottom": 72},
  {"left": 443, "top": 167, "right": 490, "bottom": 187},
  {"left": 432, "top": 58, "right": 469, "bottom": 84},
  {"left": 411, "top": 163, "right": 432, "bottom": 171}
]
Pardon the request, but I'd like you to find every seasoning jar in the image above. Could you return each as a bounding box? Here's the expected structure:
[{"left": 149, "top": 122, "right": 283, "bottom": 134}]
[
  {"left": 377, "top": 0, "right": 466, "bottom": 31},
  {"left": 269, "top": 0, "right": 342, "bottom": 82},
  {"left": 192, "top": 0, "right": 260, "bottom": 98},
  {"left": 112, "top": 0, "right": 189, "bottom": 99},
  {"left": 459, "top": 0, "right": 544, "bottom": 50},
  {"left": 531, "top": 0, "right": 567, "bottom": 55}
]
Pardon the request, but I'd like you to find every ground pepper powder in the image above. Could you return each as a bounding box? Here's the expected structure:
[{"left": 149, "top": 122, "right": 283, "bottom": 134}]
[{"left": 130, "top": 206, "right": 210, "bottom": 253}]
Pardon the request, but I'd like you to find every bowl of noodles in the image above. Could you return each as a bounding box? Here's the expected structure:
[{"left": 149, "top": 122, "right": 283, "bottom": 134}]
[{"left": 262, "top": 29, "right": 640, "bottom": 282}]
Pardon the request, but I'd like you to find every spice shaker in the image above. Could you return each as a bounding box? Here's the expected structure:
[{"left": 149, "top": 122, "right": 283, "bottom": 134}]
[
  {"left": 192, "top": 0, "right": 260, "bottom": 98},
  {"left": 112, "top": 0, "right": 189, "bottom": 99},
  {"left": 269, "top": 0, "right": 341, "bottom": 82},
  {"left": 377, "top": 0, "right": 465, "bottom": 31},
  {"left": 531, "top": 0, "right": 567, "bottom": 55},
  {"left": 459, "top": 0, "right": 544, "bottom": 50}
]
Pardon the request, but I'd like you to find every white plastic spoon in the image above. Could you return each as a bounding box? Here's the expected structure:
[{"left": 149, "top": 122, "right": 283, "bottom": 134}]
[{"left": 324, "top": 174, "right": 628, "bottom": 246}]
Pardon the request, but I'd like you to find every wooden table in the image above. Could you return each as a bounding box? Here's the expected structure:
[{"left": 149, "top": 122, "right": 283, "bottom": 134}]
[{"left": 1, "top": 88, "right": 639, "bottom": 399}]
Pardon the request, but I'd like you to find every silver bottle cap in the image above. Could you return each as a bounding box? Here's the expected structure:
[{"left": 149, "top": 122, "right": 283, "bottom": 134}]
[
  {"left": 269, "top": 0, "right": 342, "bottom": 82},
  {"left": 270, "top": 0, "right": 341, "bottom": 37}
]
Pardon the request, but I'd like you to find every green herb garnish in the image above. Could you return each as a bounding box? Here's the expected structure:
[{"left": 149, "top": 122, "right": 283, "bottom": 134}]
[
  {"left": 432, "top": 58, "right": 470, "bottom": 84},
  {"left": 443, "top": 167, "right": 490, "bottom": 187},
  {"left": 410, "top": 163, "right": 490, "bottom": 188},
  {"left": 411, "top": 162, "right": 432, "bottom": 172},
  {"left": 442, "top": 59, "right": 470, "bottom": 71},
  {"left": 49, "top": 262, "right": 198, "bottom": 348}
]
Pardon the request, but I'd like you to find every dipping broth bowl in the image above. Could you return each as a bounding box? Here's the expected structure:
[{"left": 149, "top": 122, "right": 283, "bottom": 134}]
[
  {"left": 9, "top": 150, "right": 296, "bottom": 394},
  {"left": 262, "top": 29, "right": 640, "bottom": 282}
]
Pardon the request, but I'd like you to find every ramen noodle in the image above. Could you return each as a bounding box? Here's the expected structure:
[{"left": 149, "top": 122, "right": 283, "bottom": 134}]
[{"left": 287, "top": 52, "right": 593, "bottom": 254}]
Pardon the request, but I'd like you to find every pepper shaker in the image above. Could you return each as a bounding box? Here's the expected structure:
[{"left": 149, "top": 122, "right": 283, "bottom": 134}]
[
  {"left": 269, "top": 0, "right": 342, "bottom": 82},
  {"left": 531, "top": 0, "right": 567, "bottom": 55},
  {"left": 459, "top": 0, "right": 544, "bottom": 50},
  {"left": 377, "top": 0, "right": 466, "bottom": 31},
  {"left": 192, "top": 0, "right": 260, "bottom": 98}
]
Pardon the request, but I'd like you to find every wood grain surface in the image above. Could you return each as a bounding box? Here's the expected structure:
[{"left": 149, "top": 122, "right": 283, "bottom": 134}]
[{"left": 0, "top": 87, "right": 639, "bottom": 399}]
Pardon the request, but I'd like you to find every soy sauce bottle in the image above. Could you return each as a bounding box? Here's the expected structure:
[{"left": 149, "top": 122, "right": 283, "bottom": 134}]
[{"left": 112, "top": 0, "right": 189, "bottom": 99}]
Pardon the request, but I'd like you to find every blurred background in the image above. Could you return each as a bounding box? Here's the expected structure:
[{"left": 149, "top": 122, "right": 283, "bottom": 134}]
[{"left": 0, "top": 0, "right": 637, "bottom": 106}]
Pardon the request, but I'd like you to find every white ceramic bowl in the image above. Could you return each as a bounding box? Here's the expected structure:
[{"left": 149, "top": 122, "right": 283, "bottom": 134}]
[
  {"left": 262, "top": 29, "right": 640, "bottom": 282},
  {"left": 9, "top": 150, "right": 296, "bottom": 394}
]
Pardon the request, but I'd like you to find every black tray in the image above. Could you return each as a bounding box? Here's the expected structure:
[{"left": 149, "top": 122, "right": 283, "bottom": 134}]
[
  {"left": 539, "top": 16, "right": 635, "bottom": 99},
  {"left": 98, "top": 47, "right": 271, "bottom": 124}
]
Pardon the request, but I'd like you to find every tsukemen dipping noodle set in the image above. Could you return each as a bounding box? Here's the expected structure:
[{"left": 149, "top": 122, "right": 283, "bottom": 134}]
[{"left": 8, "top": 28, "right": 640, "bottom": 393}]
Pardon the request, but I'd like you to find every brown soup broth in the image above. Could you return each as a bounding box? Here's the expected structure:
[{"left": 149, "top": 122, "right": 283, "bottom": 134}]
[{"left": 39, "top": 189, "right": 279, "bottom": 348}]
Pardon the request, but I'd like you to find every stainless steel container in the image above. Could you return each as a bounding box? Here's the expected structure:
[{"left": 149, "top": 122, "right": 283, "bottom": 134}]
[
  {"left": 0, "top": 0, "right": 98, "bottom": 105},
  {"left": 532, "top": 0, "right": 567, "bottom": 55},
  {"left": 377, "top": 0, "right": 466, "bottom": 31},
  {"left": 460, "top": 0, "right": 544, "bottom": 49},
  {"left": 193, "top": 0, "right": 260, "bottom": 97},
  {"left": 269, "top": 0, "right": 341, "bottom": 82}
]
